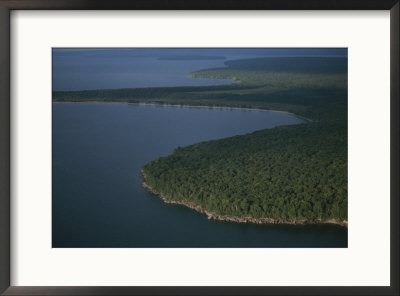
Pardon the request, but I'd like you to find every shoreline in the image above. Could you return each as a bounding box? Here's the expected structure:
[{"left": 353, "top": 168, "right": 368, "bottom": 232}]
[
  {"left": 54, "top": 100, "right": 344, "bottom": 227},
  {"left": 141, "top": 171, "right": 348, "bottom": 228},
  {"left": 52, "top": 100, "right": 313, "bottom": 122},
  {"left": 55, "top": 100, "right": 338, "bottom": 224}
]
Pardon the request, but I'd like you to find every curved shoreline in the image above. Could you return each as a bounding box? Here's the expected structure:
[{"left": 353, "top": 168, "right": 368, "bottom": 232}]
[
  {"left": 52, "top": 100, "right": 313, "bottom": 123},
  {"left": 141, "top": 171, "right": 347, "bottom": 228},
  {"left": 55, "top": 100, "right": 343, "bottom": 226},
  {"left": 129, "top": 102, "right": 313, "bottom": 123}
]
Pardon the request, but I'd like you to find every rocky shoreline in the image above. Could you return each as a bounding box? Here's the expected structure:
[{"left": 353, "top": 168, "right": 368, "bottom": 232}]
[{"left": 141, "top": 171, "right": 348, "bottom": 227}]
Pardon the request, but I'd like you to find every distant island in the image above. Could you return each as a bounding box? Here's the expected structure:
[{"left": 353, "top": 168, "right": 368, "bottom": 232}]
[
  {"left": 158, "top": 55, "right": 226, "bottom": 60},
  {"left": 53, "top": 57, "right": 348, "bottom": 226}
]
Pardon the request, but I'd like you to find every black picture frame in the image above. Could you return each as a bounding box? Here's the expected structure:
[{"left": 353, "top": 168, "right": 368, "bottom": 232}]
[{"left": 0, "top": 1, "right": 399, "bottom": 295}]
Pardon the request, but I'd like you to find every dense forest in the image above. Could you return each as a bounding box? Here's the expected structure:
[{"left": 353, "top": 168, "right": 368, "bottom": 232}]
[
  {"left": 53, "top": 56, "right": 348, "bottom": 224},
  {"left": 143, "top": 121, "right": 347, "bottom": 222}
]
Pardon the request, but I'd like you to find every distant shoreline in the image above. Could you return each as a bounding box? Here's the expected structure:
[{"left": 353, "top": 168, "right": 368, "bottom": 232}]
[
  {"left": 141, "top": 171, "right": 348, "bottom": 228},
  {"left": 52, "top": 100, "right": 313, "bottom": 123}
]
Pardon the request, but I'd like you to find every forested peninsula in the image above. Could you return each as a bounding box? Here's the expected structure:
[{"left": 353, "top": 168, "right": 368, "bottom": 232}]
[{"left": 53, "top": 57, "right": 348, "bottom": 226}]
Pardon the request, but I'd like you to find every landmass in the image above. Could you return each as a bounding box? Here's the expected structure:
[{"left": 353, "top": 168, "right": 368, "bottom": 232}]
[{"left": 53, "top": 57, "right": 348, "bottom": 226}]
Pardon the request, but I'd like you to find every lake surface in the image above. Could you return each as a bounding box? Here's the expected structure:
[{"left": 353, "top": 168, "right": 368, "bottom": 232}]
[
  {"left": 52, "top": 54, "right": 235, "bottom": 91},
  {"left": 52, "top": 103, "right": 348, "bottom": 248},
  {"left": 52, "top": 48, "right": 348, "bottom": 91}
]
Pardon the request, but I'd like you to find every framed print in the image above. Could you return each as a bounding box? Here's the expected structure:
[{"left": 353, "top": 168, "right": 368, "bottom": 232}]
[{"left": 0, "top": 1, "right": 399, "bottom": 295}]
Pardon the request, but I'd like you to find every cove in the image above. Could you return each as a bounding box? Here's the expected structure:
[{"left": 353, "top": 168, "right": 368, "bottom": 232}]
[{"left": 52, "top": 103, "right": 348, "bottom": 248}]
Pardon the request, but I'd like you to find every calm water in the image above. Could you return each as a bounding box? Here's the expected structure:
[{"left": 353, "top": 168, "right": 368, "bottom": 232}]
[
  {"left": 52, "top": 48, "right": 348, "bottom": 91},
  {"left": 52, "top": 103, "right": 347, "bottom": 248},
  {"left": 52, "top": 53, "right": 234, "bottom": 91}
]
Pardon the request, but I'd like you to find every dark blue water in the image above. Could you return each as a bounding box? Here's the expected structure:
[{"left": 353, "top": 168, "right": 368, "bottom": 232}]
[
  {"left": 52, "top": 48, "right": 347, "bottom": 91},
  {"left": 52, "top": 103, "right": 347, "bottom": 248},
  {"left": 52, "top": 52, "right": 234, "bottom": 91}
]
